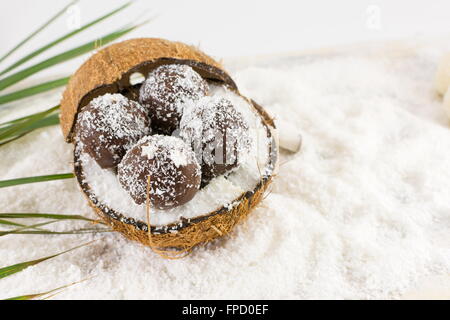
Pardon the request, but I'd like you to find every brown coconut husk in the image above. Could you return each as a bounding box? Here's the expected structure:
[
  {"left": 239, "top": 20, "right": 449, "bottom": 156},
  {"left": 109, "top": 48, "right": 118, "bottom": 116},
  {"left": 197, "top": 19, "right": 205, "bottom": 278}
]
[
  {"left": 61, "top": 38, "right": 278, "bottom": 252},
  {"left": 61, "top": 38, "right": 233, "bottom": 142}
]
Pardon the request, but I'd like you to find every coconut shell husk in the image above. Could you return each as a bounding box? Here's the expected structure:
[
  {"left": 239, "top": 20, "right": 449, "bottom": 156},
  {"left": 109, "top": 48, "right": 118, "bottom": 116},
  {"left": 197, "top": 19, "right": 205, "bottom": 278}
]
[
  {"left": 61, "top": 38, "right": 278, "bottom": 252},
  {"left": 61, "top": 38, "right": 234, "bottom": 142}
]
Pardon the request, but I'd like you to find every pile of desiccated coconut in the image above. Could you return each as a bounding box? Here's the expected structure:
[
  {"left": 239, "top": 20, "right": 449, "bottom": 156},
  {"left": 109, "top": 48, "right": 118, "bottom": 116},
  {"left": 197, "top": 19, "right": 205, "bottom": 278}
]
[{"left": 0, "top": 40, "right": 449, "bottom": 299}]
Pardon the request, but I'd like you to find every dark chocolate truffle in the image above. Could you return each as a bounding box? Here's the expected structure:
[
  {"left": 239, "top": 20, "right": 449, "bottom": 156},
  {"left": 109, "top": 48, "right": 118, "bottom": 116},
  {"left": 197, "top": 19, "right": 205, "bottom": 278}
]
[
  {"left": 117, "top": 135, "right": 201, "bottom": 209},
  {"left": 75, "top": 93, "right": 150, "bottom": 169},
  {"left": 139, "top": 64, "right": 208, "bottom": 134},
  {"left": 179, "top": 96, "right": 252, "bottom": 184}
]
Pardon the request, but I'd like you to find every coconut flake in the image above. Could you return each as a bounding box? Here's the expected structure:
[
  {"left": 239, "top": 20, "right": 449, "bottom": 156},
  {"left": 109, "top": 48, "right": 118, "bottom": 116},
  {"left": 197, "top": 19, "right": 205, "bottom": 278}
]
[{"left": 141, "top": 144, "right": 157, "bottom": 160}]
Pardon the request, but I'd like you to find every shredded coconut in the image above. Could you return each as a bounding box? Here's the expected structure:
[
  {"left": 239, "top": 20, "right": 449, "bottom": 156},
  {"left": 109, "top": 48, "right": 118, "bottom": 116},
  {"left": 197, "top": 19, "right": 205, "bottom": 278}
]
[
  {"left": 140, "top": 144, "right": 157, "bottom": 160},
  {"left": 1, "top": 40, "right": 450, "bottom": 299}
]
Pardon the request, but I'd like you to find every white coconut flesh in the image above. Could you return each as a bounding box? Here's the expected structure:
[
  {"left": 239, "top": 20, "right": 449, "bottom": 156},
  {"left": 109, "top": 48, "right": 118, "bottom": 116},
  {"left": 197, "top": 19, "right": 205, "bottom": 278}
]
[{"left": 76, "top": 85, "right": 275, "bottom": 228}]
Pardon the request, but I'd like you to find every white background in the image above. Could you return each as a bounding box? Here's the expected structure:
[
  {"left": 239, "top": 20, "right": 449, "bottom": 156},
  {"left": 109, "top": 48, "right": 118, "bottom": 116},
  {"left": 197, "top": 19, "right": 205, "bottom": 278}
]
[
  {"left": 1, "top": 0, "right": 450, "bottom": 58},
  {"left": 0, "top": 0, "right": 449, "bottom": 89}
]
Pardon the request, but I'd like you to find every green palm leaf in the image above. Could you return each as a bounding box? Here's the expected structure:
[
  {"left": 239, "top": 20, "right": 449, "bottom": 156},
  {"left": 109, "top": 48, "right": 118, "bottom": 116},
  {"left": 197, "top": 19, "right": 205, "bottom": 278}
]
[
  {"left": 0, "top": 219, "right": 28, "bottom": 228},
  {"left": 0, "top": 173, "right": 74, "bottom": 189},
  {"left": 0, "top": 106, "right": 60, "bottom": 146},
  {"left": 0, "top": 114, "right": 60, "bottom": 145},
  {"left": 0, "top": 107, "right": 60, "bottom": 144},
  {"left": 9, "top": 228, "right": 111, "bottom": 236},
  {"left": 4, "top": 279, "right": 85, "bottom": 300},
  {"left": 0, "top": 219, "right": 55, "bottom": 232},
  {"left": 0, "top": 213, "right": 95, "bottom": 222},
  {"left": 0, "top": 77, "right": 69, "bottom": 105},
  {"left": 0, "top": 1, "right": 131, "bottom": 76},
  {"left": 0, "top": 221, "right": 57, "bottom": 237},
  {"left": 0, "top": 1, "right": 79, "bottom": 65},
  {"left": 5, "top": 290, "right": 57, "bottom": 300},
  {"left": 0, "top": 109, "right": 56, "bottom": 128},
  {"left": 0, "top": 213, "right": 108, "bottom": 235},
  {"left": 0, "top": 241, "right": 93, "bottom": 280},
  {"left": 0, "top": 105, "right": 59, "bottom": 141},
  {"left": 0, "top": 21, "right": 146, "bottom": 92},
  {"left": 5, "top": 292, "right": 50, "bottom": 300},
  {"left": 0, "top": 112, "right": 60, "bottom": 136},
  {"left": 0, "top": 132, "right": 40, "bottom": 147}
]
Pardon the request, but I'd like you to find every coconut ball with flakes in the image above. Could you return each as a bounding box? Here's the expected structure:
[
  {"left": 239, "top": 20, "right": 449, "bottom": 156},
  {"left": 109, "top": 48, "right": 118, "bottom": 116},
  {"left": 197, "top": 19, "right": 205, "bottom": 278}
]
[
  {"left": 139, "top": 64, "right": 209, "bottom": 134},
  {"left": 180, "top": 96, "right": 252, "bottom": 185},
  {"left": 75, "top": 93, "right": 151, "bottom": 169},
  {"left": 118, "top": 135, "right": 201, "bottom": 209}
]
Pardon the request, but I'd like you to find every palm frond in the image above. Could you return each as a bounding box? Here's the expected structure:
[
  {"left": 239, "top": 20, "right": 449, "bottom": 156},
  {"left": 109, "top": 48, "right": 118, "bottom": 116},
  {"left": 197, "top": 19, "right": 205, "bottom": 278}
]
[
  {"left": 0, "top": 105, "right": 59, "bottom": 142},
  {"left": 0, "top": 114, "right": 60, "bottom": 147},
  {"left": 0, "top": 110, "right": 60, "bottom": 147},
  {"left": 0, "top": 132, "right": 37, "bottom": 147},
  {"left": 0, "top": 241, "right": 94, "bottom": 280},
  {"left": 0, "top": 173, "right": 74, "bottom": 189},
  {"left": 4, "top": 277, "right": 91, "bottom": 300},
  {"left": 5, "top": 292, "right": 49, "bottom": 300},
  {"left": 0, "top": 219, "right": 55, "bottom": 232},
  {"left": 0, "top": 77, "right": 69, "bottom": 105},
  {"left": 0, "top": 213, "right": 108, "bottom": 236},
  {"left": 0, "top": 1, "right": 79, "bottom": 65},
  {"left": 9, "top": 228, "right": 111, "bottom": 235},
  {"left": 5, "top": 290, "right": 55, "bottom": 300},
  {"left": 0, "top": 219, "right": 28, "bottom": 228},
  {"left": 0, "top": 110, "right": 55, "bottom": 127},
  {"left": 0, "top": 22, "right": 145, "bottom": 92},
  {"left": 0, "top": 113, "right": 59, "bottom": 135},
  {"left": 0, "top": 213, "right": 96, "bottom": 222},
  {"left": 0, "top": 1, "right": 131, "bottom": 76},
  {"left": 0, "top": 114, "right": 59, "bottom": 146},
  {"left": 0, "top": 221, "right": 57, "bottom": 237},
  {"left": 5, "top": 280, "right": 81, "bottom": 300}
]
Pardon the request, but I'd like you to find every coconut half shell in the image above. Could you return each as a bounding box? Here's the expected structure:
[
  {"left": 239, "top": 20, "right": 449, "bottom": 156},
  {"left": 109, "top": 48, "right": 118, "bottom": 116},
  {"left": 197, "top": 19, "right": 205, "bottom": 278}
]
[{"left": 61, "top": 38, "right": 278, "bottom": 251}]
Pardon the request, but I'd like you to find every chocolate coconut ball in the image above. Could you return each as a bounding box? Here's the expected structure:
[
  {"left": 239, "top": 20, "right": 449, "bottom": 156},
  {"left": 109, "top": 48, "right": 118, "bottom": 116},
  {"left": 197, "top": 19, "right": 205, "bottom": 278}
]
[
  {"left": 139, "top": 64, "right": 209, "bottom": 134},
  {"left": 75, "top": 93, "right": 151, "bottom": 169},
  {"left": 118, "top": 135, "right": 201, "bottom": 209},
  {"left": 179, "top": 96, "right": 252, "bottom": 185}
]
